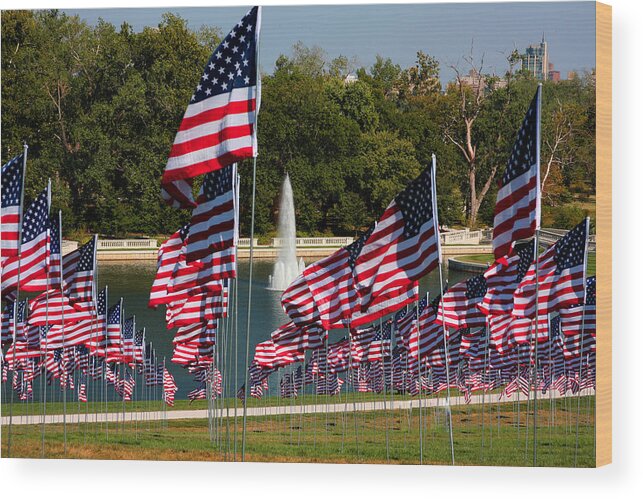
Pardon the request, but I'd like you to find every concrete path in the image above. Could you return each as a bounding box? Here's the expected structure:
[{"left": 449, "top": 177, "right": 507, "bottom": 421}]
[{"left": 0, "top": 389, "right": 592, "bottom": 426}]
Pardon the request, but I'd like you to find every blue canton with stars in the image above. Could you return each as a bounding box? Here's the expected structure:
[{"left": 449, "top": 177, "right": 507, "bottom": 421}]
[
  {"left": 49, "top": 215, "right": 61, "bottom": 255},
  {"left": 190, "top": 7, "right": 258, "bottom": 103},
  {"left": 123, "top": 317, "right": 135, "bottom": 339},
  {"left": 76, "top": 237, "right": 96, "bottom": 272},
  {"left": 21, "top": 187, "right": 49, "bottom": 244},
  {"left": 347, "top": 223, "right": 375, "bottom": 269},
  {"left": 135, "top": 328, "right": 145, "bottom": 347},
  {"left": 1, "top": 154, "right": 24, "bottom": 209},
  {"left": 585, "top": 276, "right": 596, "bottom": 306},
  {"left": 465, "top": 274, "right": 488, "bottom": 299},
  {"left": 96, "top": 288, "right": 107, "bottom": 316},
  {"left": 107, "top": 302, "right": 121, "bottom": 326},
  {"left": 515, "top": 239, "right": 536, "bottom": 282},
  {"left": 201, "top": 164, "right": 233, "bottom": 201},
  {"left": 500, "top": 88, "right": 539, "bottom": 187},
  {"left": 553, "top": 220, "right": 587, "bottom": 274},
  {"left": 395, "top": 166, "right": 435, "bottom": 239}
]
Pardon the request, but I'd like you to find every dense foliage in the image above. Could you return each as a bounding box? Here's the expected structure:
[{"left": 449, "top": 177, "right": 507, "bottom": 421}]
[{"left": 1, "top": 10, "right": 596, "bottom": 239}]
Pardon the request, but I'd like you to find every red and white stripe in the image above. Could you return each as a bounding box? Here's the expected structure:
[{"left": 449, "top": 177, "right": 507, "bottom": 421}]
[
  {"left": 149, "top": 226, "right": 187, "bottom": 308},
  {"left": 162, "top": 87, "right": 257, "bottom": 183},
  {"left": 513, "top": 244, "right": 586, "bottom": 318},
  {"left": 303, "top": 247, "right": 358, "bottom": 330}
]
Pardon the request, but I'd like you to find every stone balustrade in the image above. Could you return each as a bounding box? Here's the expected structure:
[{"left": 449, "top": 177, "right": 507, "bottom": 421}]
[
  {"left": 271, "top": 237, "right": 354, "bottom": 247},
  {"left": 97, "top": 238, "right": 157, "bottom": 250}
]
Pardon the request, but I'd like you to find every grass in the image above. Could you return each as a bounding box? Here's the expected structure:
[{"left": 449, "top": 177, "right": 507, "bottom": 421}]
[
  {"left": 1, "top": 396, "right": 596, "bottom": 466},
  {"left": 455, "top": 252, "right": 597, "bottom": 275}
]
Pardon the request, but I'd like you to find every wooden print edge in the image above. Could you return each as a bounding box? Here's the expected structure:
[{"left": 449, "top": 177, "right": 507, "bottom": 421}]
[{"left": 595, "top": 0, "right": 612, "bottom": 468}]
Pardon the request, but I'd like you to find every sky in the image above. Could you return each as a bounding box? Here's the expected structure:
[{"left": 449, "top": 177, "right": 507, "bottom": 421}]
[{"left": 62, "top": 2, "right": 595, "bottom": 84}]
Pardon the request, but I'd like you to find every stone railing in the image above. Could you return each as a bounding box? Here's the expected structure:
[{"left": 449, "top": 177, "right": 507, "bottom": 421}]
[
  {"left": 440, "top": 229, "right": 482, "bottom": 245},
  {"left": 271, "top": 237, "right": 354, "bottom": 247},
  {"left": 97, "top": 238, "right": 157, "bottom": 250},
  {"left": 237, "top": 238, "right": 259, "bottom": 247}
]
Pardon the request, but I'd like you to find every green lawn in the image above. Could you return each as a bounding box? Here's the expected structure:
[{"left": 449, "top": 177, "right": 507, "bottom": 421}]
[
  {"left": 2, "top": 396, "right": 596, "bottom": 467},
  {"left": 456, "top": 252, "right": 597, "bottom": 275}
]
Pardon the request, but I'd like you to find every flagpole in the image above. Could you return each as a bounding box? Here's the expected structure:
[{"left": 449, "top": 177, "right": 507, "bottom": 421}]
[
  {"left": 433, "top": 152, "right": 455, "bottom": 466},
  {"left": 574, "top": 217, "right": 591, "bottom": 466},
  {"left": 6, "top": 144, "right": 28, "bottom": 458},
  {"left": 531, "top": 82, "right": 543, "bottom": 467}
]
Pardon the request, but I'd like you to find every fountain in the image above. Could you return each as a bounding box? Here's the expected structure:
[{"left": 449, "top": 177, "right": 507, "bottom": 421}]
[{"left": 268, "top": 174, "right": 304, "bottom": 290}]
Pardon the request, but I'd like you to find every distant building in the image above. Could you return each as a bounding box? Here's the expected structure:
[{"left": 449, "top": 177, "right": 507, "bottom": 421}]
[
  {"left": 520, "top": 36, "right": 549, "bottom": 80},
  {"left": 548, "top": 62, "right": 561, "bottom": 82},
  {"left": 456, "top": 69, "right": 507, "bottom": 93}
]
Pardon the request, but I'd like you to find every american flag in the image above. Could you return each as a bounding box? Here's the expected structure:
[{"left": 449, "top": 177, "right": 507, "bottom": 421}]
[
  {"left": 1, "top": 300, "right": 28, "bottom": 344},
  {"left": 408, "top": 300, "right": 444, "bottom": 360},
  {"left": 121, "top": 316, "right": 135, "bottom": 364},
  {"left": 188, "top": 383, "right": 207, "bottom": 402},
  {"left": 302, "top": 225, "right": 374, "bottom": 330},
  {"left": 560, "top": 275, "right": 596, "bottom": 337},
  {"left": 62, "top": 235, "right": 97, "bottom": 312},
  {"left": 173, "top": 320, "right": 217, "bottom": 345},
  {"left": 27, "top": 213, "right": 62, "bottom": 290},
  {"left": 1, "top": 183, "right": 50, "bottom": 296},
  {"left": 85, "top": 287, "right": 108, "bottom": 356},
  {"left": 185, "top": 164, "right": 236, "bottom": 262},
  {"left": 366, "top": 321, "right": 392, "bottom": 362},
  {"left": 1, "top": 153, "right": 25, "bottom": 257},
  {"left": 437, "top": 274, "right": 488, "bottom": 328},
  {"left": 165, "top": 290, "right": 225, "bottom": 328},
  {"left": 253, "top": 339, "right": 303, "bottom": 369},
  {"left": 355, "top": 161, "right": 441, "bottom": 316},
  {"left": 270, "top": 321, "right": 324, "bottom": 357},
  {"left": 327, "top": 337, "right": 351, "bottom": 373},
  {"left": 171, "top": 341, "right": 214, "bottom": 367},
  {"left": 513, "top": 219, "right": 589, "bottom": 318},
  {"left": 105, "top": 300, "right": 122, "bottom": 363},
  {"left": 161, "top": 7, "right": 261, "bottom": 208},
  {"left": 492, "top": 85, "right": 541, "bottom": 260},
  {"left": 1, "top": 301, "right": 17, "bottom": 344},
  {"left": 78, "top": 373, "right": 87, "bottom": 403},
  {"left": 149, "top": 224, "right": 190, "bottom": 308},
  {"left": 281, "top": 272, "right": 322, "bottom": 327},
  {"left": 27, "top": 289, "right": 93, "bottom": 326},
  {"left": 350, "top": 326, "right": 378, "bottom": 363},
  {"left": 479, "top": 240, "right": 534, "bottom": 315},
  {"left": 394, "top": 304, "right": 416, "bottom": 351},
  {"left": 168, "top": 245, "right": 235, "bottom": 296}
]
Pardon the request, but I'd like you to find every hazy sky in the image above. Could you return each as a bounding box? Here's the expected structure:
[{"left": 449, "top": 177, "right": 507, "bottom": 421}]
[{"left": 63, "top": 2, "right": 596, "bottom": 83}]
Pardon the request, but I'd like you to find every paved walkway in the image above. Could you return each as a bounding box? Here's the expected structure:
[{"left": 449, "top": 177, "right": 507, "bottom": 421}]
[{"left": 0, "top": 389, "right": 592, "bottom": 426}]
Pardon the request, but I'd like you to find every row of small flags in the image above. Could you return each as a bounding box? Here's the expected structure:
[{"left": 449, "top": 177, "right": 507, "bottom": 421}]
[{"left": 1, "top": 151, "right": 178, "bottom": 405}]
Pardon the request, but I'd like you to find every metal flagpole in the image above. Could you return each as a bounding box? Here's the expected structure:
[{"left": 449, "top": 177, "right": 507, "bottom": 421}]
[
  {"left": 241, "top": 5, "right": 262, "bottom": 463},
  {"left": 7, "top": 144, "right": 28, "bottom": 458},
  {"left": 433, "top": 152, "right": 455, "bottom": 465},
  {"left": 531, "top": 82, "right": 543, "bottom": 467},
  {"left": 574, "top": 217, "right": 591, "bottom": 467}
]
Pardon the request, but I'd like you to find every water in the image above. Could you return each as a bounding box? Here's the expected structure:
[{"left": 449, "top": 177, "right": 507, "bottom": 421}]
[{"left": 268, "top": 174, "right": 304, "bottom": 291}]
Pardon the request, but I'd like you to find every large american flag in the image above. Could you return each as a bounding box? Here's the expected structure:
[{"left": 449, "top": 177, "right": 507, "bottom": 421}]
[
  {"left": 479, "top": 240, "right": 534, "bottom": 316},
  {"left": 355, "top": 161, "right": 440, "bottom": 317},
  {"left": 513, "top": 219, "right": 589, "bottom": 318},
  {"left": 173, "top": 320, "right": 217, "bottom": 345},
  {"left": 1, "top": 184, "right": 50, "bottom": 296},
  {"left": 165, "top": 290, "right": 225, "bottom": 328},
  {"left": 302, "top": 225, "right": 374, "bottom": 329},
  {"left": 1, "top": 153, "right": 25, "bottom": 257},
  {"left": 185, "top": 164, "right": 236, "bottom": 262},
  {"left": 492, "top": 85, "right": 541, "bottom": 260},
  {"left": 281, "top": 273, "right": 322, "bottom": 327},
  {"left": 161, "top": 6, "right": 261, "bottom": 208},
  {"left": 408, "top": 299, "right": 444, "bottom": 361},
  {"left": 437, "top": 273, "right": 488, "bottom": 328}
]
